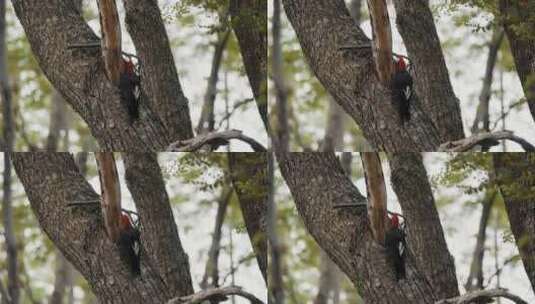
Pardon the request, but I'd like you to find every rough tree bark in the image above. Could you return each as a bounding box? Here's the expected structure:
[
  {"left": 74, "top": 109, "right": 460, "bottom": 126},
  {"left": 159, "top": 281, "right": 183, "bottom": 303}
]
[
  {"left": 12, "top": 153, "right": 194, "bottom": 303},
  {"left": 392, "top": 0, "right": 465, "bottom": 141},
  {"left": 387, "top": 153, "right": 459, "bottom": 299},
  {"left": 499, "top": 0, "right": 535, "bottom": 123},
  {"left": 123, "top": 153, "right": 194, "bottom": 298},
  {"left": 313, "top": 153, "right": 352, "bottom": 304},
  {"left": 228, "top": 153, "right": 268, "bottom": 284},
  {"left": 276, "top": 152, "right": 459, "bottom": 303},
  {"left": 10, "top": 0, "right": 193, "bottom": 150},
  {"left": 281, "top": 0, "right": 462, "bottom": 151},
  {"left": 493, "top": 153, "right": 535, "bottom": 292}
]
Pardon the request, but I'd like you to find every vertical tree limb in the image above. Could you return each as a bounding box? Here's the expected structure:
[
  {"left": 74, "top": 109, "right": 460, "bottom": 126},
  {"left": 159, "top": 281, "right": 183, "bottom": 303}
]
[
  {"left": 123, "top": 153, "right": 194, "bottom": 298},
  {"left": 361, "top": 152, "right": 387, "bottom": 244},
  {"left": 366, "top": 0, "right": 393, "bottom": 85},
  {"left": 95, "top": 152, "right": 122, "bottom": 242},
  {"left": 97, "top": 0, "right": 122, "bottom": 84},
  {"left": 1, "top": 0, "right": 18, "bottom": 301},
  {"left": 197, "top": 28, "right": 231, "bottom": 135},
  {"left": 471, "top": 28, "right": 505, "bottom": 136},
  {"left": 392, "top": 0, "right": 465, "bottom": 142},
  {"left": 272, "top": 0, "right": 289, "bottom": 153},
  {"left": 465, "top": 190, "right": 497, "bottom": 292},
  {"left": 388, "top": 153, "right": 459, "bottom": 299},
  {"left": 200, "top": 186, "right": 232, "bottom": 291},
  {"left": 267, "top": 152, "right": 284, "bottom": 303}
]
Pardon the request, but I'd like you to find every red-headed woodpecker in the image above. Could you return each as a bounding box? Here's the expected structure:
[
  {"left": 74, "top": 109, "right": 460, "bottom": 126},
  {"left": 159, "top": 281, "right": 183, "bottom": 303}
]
[
  {"left": 385, "top": 213, "right": 406, "bottom": 280},
  {"left": 117, "top": 213, "right": 141, "bottom": 276},
  {"left": 119, "top": 58, "right": 140, "bottom": 124},
  {"left": 392, "top": 57, "right": 412, "bottom": 123}
]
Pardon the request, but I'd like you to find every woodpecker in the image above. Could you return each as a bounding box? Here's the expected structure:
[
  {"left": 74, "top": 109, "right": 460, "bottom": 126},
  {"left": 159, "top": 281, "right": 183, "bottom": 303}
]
[
  {"left": 391, "top": 57, "right": 412, "bottom": 123},
  {"left": 117, "top": 213, "right": 141, "bottom": 276},
  {"left": 384, "top": 213, "right": 406, "bottom": 280},
  {"left": 119, "top": 58, "right": 141, "bottom": 124}
]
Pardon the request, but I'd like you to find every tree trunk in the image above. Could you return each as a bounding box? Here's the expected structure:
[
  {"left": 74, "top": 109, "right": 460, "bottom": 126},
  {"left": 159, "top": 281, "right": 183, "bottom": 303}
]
[
  {"left": 493, "top": 153, "right": 535, "bottom": 292},
  {"left": 12, "top": 153, "right": 193, "bottom": 303},
  {"left": 123, "top": 153, "right": 194, "bottom": 298},
  {"left": 392, "top": 0, "right": 465, "bottom": 141},
  {"left": 276, "top": 152, "right": 459, "bottom": 303}
]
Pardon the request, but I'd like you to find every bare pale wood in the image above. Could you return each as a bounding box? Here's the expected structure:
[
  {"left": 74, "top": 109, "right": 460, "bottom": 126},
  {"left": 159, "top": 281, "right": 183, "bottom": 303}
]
[
  {"left": 97, "top": 0, "right": 122, "bottom": 84},
  {"left": 361, "top": 152, "right": 387, "bottom": 244},
  {"left": 366, "top": 0, "right": 393, "bottom": 85},
  {"left": 95, "top": 152, "right": 122, "bottom": 242}
]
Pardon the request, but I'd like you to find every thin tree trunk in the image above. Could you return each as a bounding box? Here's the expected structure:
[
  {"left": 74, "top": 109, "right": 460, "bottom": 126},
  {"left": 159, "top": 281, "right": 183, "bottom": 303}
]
[
  {"left": 49, "top": 252, "right": 74, "bottom": 304},
  {"left": 272, "top": 0, "right": 289, "bottom": 153},
  {"left": 470, "top": 28, "right": 505, "bottom": 137},
  {"left": 321, "top": 99, "right": 345, "bottom": 152},
  {"left": 1, "top": 0, "right": 19, "bottom": 302},
  {"left": 464, "top": 190, "right": 497, "bottom": 292},
  {"left": 200, "top": 187, "right": 233, "bottom": 291},
  {"left": 197, "top": 28, "right": 231, "bottom": 135},
  {"left": 45, "top": 91, "right": 68, "bottom": 151},
  {"left": 267, "top": 152, "right": 284, "bottom": 304}
]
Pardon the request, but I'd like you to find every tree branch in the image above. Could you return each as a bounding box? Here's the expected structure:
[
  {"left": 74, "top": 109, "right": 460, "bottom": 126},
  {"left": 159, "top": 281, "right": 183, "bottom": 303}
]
[
  {"left": 97, "top": 0, "right": 122, "bottom": 84},
  {"left": 167, "top": 286, "right": 265, "bottom": 304},
  {"left": 361, "top": 152, "right": 387, "bottom": 244},
  {"left": 167, "top": 130, "right": 266, "bottom": 152},
  {"left": 436, "top": 288, "right": 527, "bottom": 304},
  {"left": 366, "top": 0, "right": 393, "bottom": 85},
  {"left": 438, "top": 131, "right": 535, "bottom": 152},
  {"left": 123, "top": 153, "right": 194, "bottom": 298},
  {"left": 95, "top": 152, "right": 122, "bottom": 242}
]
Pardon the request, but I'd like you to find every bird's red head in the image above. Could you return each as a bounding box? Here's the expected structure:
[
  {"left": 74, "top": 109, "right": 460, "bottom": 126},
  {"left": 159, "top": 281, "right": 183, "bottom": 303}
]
[
  {"left": 119, "top": 213, "right": 132, "bottom": 230},
  {"left": 395, "top": 57, "right": 407, "bottom": 72},
  {"left": 123, "top": 59, "right": 135, "bottom": 75},
  {"left": 390, "top": 213, "right": 400, "bottom": 228}
]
